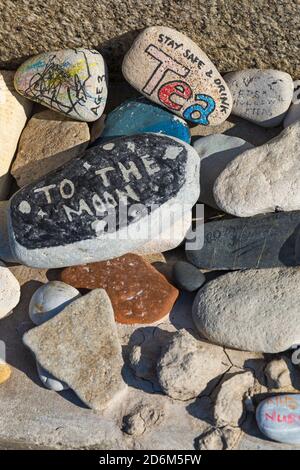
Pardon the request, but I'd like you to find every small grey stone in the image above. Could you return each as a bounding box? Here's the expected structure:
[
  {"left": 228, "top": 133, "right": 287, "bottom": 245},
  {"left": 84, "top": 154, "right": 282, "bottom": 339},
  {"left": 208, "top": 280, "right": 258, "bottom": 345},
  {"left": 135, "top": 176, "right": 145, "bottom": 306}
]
[
  {"left": 214, "top": 121, "right": 300, "bottom": 217},
  {"left": 214, "top": 372, "right": 254, "bottom": 426},
  {"left": 193, "top": 134, "right": 253, "bottom": 208},
  {"left": 264, "top": 357, "right": 300, "bottom": 391},
  {"left": 224, "top": 69, "right": 293, "bottom": 127},
  {"left": 172, "top": 261, "right": 205, "bottom": 292},
  {"left": 122, "top": 403, "right": 164, "bottom": 436},
  {"left": 157, "top": 329, "right": 230, "bottom": 400},
  {"left": 29, "top": 281, "right": 81, "bottom": 326},
  {"left": 23, "top": 289, "right": 127, "bottom": 411},
  {"left": 193, "top": 268, "right": 300, "bottom": 353},
  {"left": 36, "top": 361, "right": 69, "bottom": 392}
]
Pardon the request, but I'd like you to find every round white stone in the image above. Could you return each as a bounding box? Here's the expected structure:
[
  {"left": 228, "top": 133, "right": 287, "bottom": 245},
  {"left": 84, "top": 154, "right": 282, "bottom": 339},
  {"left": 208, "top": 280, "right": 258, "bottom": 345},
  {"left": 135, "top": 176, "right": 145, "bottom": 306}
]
[
  {"left": 29, "top": 281, "right": 81, "bottom": 326},
  {"left": 18, "top": 200, "right": 31, "bottom": 214},
  {"left": 36, "top": 361, "right": 69, "bottom": 392}
]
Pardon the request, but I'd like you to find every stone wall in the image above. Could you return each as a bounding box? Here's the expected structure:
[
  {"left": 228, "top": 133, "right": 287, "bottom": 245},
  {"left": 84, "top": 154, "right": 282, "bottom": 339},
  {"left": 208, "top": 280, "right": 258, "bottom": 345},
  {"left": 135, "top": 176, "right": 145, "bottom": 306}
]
[{"left": 0, "top": 0, "right": 299, "bottom": 79}]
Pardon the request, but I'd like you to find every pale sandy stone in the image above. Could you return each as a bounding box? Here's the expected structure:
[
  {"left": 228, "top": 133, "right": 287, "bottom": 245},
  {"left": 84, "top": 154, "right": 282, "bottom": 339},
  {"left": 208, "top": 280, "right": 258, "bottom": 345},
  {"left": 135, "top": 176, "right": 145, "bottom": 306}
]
[
  {"left": 0, "top": 261, "right": 20, "bottom": 319},
  {"left": 11, "top": 110, "right": 90, "bottom": 187},
  {"left": 123, "top": 26, "right": 232, "bottom": 126},
  {"left": 0, "top": 70, "right": 32, "bottom": 199}
]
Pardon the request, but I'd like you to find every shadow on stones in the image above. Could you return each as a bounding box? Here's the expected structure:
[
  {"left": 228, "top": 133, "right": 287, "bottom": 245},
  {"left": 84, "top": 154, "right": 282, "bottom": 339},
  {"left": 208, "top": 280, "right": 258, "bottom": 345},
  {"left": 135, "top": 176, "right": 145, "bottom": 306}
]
[{"left": 279, "top": 222, "right": 300, "bottom": 266}]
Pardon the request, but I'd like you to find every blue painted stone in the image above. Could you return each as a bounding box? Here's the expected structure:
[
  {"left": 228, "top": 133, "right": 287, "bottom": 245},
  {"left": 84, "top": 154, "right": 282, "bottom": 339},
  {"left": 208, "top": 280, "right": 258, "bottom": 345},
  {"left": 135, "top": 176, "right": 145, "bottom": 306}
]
[
  {"left": 95, "top": 97, "right": 191, "bottom": 144},
  {"left": 256, "top": 394, "right": 300, "bottom": 444}
]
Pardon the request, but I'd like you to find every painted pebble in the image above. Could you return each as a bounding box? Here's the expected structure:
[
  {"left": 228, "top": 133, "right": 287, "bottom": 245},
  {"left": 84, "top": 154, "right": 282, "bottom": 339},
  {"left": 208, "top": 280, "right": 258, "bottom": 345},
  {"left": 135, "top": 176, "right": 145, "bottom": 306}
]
[
  {"left": 186, "top": 211, "right": 300, "bottom": 270},
  {"left": 95, "top": 96, "right": 191, "bottom": 144},
  {"left": 29, "top": 281, "right": 81, "bottom": 326},
  {"left": 256, "top": 394, "right": 300, "bottom": 444},
  {"left": 36, "top": 361, "right": 69, "bottom": 392},
  {"left": 61, "top": 253, "right": 179, "bottom": 324},
  {"left": 122, "top": 26, "right": 232, "bottom": 126},
  {"left": 283, "top": 80, "right": 300, "bottom": 128},
  {"left": 14, "top": 49, "right": 108, "bottom": 122},
  {"left": 214, "top": 121, "right": 300, "bottom": 217},
  {"left": 224, "top": 69, "right": 293, "bottom": 127},
  {"left": 0, "top": 261, "right": 20, "bottom": 319},
  {"left": 172, "top": 261, "right": 205, "bottom": 292},
  {"left": 193, "top": 134, "right": 253, "bottom": 208},
  {"left": 4, "top": 134, "right": 199, "bottom": 268}
]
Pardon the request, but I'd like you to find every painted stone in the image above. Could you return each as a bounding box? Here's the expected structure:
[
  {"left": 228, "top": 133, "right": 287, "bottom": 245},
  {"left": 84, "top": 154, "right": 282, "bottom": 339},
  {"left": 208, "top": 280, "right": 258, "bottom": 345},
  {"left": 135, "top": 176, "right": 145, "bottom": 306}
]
[
  {"left": 256, "top": 395, "right": 300, "bottom": 444},
  {"left": 192, "top": 268, "right": 300, "bottom": 353},
  {"left": 11, "top": 110, "right": 90, "bottom": 187},
  {"left": 36, "top": 361, "right": 69, "bottom": 392},
  {"left": 0, "top": 363, "right": 11, "bottom": 385},
  {"left": 193, "top": 134, "right": 253, "bottom": 208},
  {"left": 6, "top": 134, "right": 200, "bottom": 268},
  {"left": 14, "top": 49, "right": 108, "bottom": 122},
  {"left": 122, "top": 26, "right": 232, "bottom": 126},
  {"left": 186, "top": 211, "right": 300, "bottom": 270},
  {"left": 29, "top": 281, "right": 81, "bottom": 326},
  {"left": 224, "top": 69, "right": 294, "bottom": 127},
  {"left": 0, "top": 261, "right": 20, "bottom": 319},
  {"left": 23, "top": 289, "right": 127, "bottom": 411},
  {"left": 0, "top": 70, "right": 32, "bottom": 199},
  {"left": 172, "top": 261, "right": 205, "bottom": 292},
  {"left": 61, "top": 253, "right": 179, "bottom": 324},
  {"left": 283, "top": 81, "right": 300, "bottom": 128},
  {"left": 95, "top": 97, "right": 191, "bottom": 144},
  {"left": 214, "top": 121, "right": 300, "bottom": 217}
]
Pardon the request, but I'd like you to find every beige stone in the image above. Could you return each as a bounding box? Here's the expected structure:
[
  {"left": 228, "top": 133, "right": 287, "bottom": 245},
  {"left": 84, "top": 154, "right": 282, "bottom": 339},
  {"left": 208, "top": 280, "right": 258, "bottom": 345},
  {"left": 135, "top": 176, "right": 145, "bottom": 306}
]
[
  {"left": 0, "top": 71, "right": 32, "bottom": 199},
  {"left": 23, "top": 289, "right": 127, "bottom": 411},
  {"left": 122, "top": 26, "right": 232, "bottom": 126},
  {"left": 11, "top": 110, "right": 90, "bottom": 187}
]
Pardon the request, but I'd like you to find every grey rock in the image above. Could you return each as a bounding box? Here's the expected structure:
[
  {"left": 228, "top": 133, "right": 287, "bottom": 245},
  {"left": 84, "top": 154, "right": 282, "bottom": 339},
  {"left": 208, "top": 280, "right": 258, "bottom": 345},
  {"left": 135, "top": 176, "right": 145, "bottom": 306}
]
[
  {"left": 197, "top": 426, "right": 242, "bottom": 450},
  {"left": 265, "top": 357, "right": 300, "bottom": 391},
  {"left": 122, "top": 403, "right": 164, "bottom": 436},
  {"left": 224, "top": 69, "right": 293, "bottom": 127},
  {"left": 193, "top": 268, "right": 300, "bottom": 353},
  {"left": 23, "top": 289, "right": 127, "bottom": 411},
  {"left": 29, "top": 281, "right": 81, "bottom": 326},
  {"left": 172, "top": 261, "right": 205, "bottom": 292},
  {"left": 214, "top": 121, "right": 300, "bottom": 217},
  {"left": 193, "top": 134, "right": 253, "bottom": 208},
  {"left": 214, "top": 372, "right": 254, "bottom": 426},
  {"left": 157, "top": 329, "right": 230, "bottom": 400},
  {"left": 6, "top": 134, "right": 200, "bottom": 268}
]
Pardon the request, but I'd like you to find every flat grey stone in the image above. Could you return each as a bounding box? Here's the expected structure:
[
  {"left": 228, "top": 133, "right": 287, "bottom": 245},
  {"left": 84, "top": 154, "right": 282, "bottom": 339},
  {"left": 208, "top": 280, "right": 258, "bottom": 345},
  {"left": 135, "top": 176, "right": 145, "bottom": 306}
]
[
  {"left": 192, "top": 268, "right": 300, "bottom": 353},
  {"left": 6, "top": 133, "right": 199, "bottom": 268},
  {"left": 193, "top": 134, "right": 253, "bottom": 208},
  {"left": 172, "top": 261, "right": 205, "bottom": 292},
  {"left": 224, "top": 69, "right": 293, "bottom": 127},
  {"left": 23, "top": 289, "right": 127, "bottom": 411},
  {"left": 186, "top": 211, "right": 300, "bottom": 270},
  {"left": 214, "top": 121, "right": 300, "bottom": 217}
]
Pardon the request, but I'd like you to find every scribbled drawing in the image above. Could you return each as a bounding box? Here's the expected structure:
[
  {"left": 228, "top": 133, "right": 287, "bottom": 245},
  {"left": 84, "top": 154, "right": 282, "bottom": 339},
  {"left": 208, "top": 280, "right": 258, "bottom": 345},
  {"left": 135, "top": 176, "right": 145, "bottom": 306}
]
[{"left": 23, "top": 50, "right": 105, "bottom": 118}]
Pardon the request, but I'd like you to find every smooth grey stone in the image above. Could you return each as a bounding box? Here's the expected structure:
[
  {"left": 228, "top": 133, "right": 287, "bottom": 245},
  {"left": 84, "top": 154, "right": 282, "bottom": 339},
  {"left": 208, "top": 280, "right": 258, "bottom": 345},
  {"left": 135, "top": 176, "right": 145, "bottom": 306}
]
[
  {"left": 186, "top": 211, "right": 300, "bottom": 270},
  {"left": 224, "top": 69, "right": 293, "bottom": 127},
  {"left": 256, "top": 394, "right": 300, "bottom": 444},
  {"left": 192, "top": 268, "right": 300, "bottom": 353},
  {"left": 36, "top": 361, "right": 69, "bottom": 392},
  {"left": 193, "top": 134, "right": 253, "bottom": 208},
  {"left": 172, "top": 261, "right": 205, "bottom": 292},
  {"left": 4, "top": 134, "right": 200, "bottom": 268}
]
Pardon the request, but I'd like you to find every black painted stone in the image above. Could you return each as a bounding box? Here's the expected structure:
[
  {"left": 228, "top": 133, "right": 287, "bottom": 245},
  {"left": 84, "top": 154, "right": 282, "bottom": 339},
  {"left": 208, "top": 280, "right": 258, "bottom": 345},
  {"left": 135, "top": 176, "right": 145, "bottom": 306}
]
[
  {"left": 10, "top": 134, "right": 188, "bottom": 249},
  {"left": 172, "top": 261, "right": 205, "bottom": 292},
  {"left": 186, "top": 211, "right": 300, "bottom": 270}
]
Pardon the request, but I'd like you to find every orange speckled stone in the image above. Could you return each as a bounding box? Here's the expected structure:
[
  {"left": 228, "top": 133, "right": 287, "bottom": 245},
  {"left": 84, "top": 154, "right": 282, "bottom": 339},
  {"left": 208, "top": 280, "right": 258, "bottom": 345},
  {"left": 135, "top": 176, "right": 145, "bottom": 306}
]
[
  {"left": 61, "top": 253, "right": 179, "bottom": 324},
  {"left": 0, "top": 363, "right": 11, "bottom": 384}
]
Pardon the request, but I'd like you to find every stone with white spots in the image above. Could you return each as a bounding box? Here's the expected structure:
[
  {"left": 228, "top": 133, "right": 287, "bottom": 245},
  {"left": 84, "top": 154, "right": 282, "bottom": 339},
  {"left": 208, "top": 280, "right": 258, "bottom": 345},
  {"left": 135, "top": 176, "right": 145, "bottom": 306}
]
[
  {"left": 29, "top": 281, "right": 81, "bottom": 326},
  {"left": 214, "top": 121, "right": 300, "bottom": 217},
  {"left": 0, "top": 70, "right": 32, "bottom": 199},
  {"left": 224, "top": 69, "right": 293, "bottom": 127},
  {"left": 193, "top": 134, "right": 253, "bottom": 208},
  {"left": 0, "top": 261, "right": 20, "bottom": 319},
  {"left": 122, "top": 26, "right": 232, "bottom": 126},
  {"left": 14, "top": 49, "right": 107, "bottom": 122},
  {"left": 3, "top": 134, "right": 200, "bottom": 268},
  {"left": 193, "top": 268, "right": 300, "bottom": 353}
]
